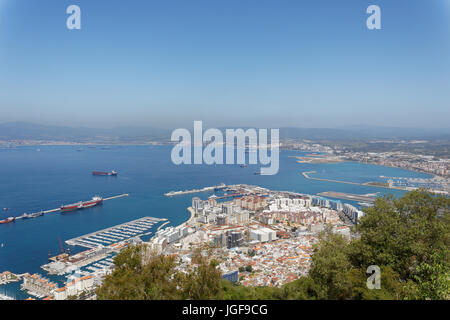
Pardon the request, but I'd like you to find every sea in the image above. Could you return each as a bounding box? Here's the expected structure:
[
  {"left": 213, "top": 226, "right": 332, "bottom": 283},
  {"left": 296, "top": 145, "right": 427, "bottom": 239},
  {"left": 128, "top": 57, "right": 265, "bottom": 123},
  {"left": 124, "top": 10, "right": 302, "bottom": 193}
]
[{"left": 0, "top": 145, "right": 432, "bottom": 299}]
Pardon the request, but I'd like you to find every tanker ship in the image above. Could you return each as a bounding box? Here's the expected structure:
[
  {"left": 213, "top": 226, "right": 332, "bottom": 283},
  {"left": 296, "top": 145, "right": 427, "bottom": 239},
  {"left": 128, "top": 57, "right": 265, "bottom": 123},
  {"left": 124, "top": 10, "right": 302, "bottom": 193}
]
[
  {"left": 92, "top": 170, "right": 117, "bottom": 176},
  {"left": 60, "top": 196, "right": 103, "bottom": 213},
  {"left": 0, "top": 217, "right": 15, "bottom": 224}
]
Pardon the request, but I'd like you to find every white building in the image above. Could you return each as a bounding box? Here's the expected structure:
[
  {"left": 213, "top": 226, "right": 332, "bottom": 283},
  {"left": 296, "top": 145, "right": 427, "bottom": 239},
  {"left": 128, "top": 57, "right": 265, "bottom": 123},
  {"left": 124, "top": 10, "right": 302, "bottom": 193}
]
[
  {"left": 250, "top": 227, "right": 277, "bottom": 243},
  {"left": 53, "top": 275, "right": 94, "bottom": 300}
]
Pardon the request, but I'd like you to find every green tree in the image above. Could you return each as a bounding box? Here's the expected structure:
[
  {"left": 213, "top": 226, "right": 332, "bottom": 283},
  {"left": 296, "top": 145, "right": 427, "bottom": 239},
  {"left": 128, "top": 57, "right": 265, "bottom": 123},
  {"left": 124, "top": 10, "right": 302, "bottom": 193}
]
[
  {"left": 306, "top": 227, "right": 352, "bottom": 299},
  {"left": 347, "top": 190, "right": 449, "bottom": 299},
  {"left": 412, "top": 251, "right": 450, "bottom": 300},
  {"left": 179, "top": 248, "right": 224, "bottom": 300},
  {"left": 346, "top": 266, "right": 406, "bottom": 300},
  {"left": 96, "top": 245, "right": 181, "bottom": 300}
]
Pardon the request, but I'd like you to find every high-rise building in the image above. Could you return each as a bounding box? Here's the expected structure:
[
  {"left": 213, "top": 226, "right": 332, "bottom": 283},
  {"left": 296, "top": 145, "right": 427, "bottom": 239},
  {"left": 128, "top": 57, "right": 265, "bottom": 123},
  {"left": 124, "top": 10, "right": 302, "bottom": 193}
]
[{"left": 192, "top": 197, "right": 203, "bottom": 213}]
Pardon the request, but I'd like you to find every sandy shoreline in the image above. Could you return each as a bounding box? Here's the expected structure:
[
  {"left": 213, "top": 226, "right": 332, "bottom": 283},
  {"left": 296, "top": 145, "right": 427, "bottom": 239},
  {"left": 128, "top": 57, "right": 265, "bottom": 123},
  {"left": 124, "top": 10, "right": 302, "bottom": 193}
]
[{"left": 186, "top": 207, "right": 195, "bottom": 225}]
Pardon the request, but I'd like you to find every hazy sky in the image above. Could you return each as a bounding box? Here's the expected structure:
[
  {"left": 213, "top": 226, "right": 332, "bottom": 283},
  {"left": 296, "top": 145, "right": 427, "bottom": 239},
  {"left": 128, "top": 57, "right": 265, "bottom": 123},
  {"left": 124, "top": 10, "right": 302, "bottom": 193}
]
[{"left": 0, "top": 0, "right": 449, "bottom": 129}]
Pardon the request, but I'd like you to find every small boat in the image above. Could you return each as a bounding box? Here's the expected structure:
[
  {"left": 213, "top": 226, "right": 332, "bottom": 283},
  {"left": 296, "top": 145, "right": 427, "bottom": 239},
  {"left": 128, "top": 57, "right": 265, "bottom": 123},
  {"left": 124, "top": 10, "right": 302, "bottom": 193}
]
[
  {"left": 240, "top": 164, "right": 247, "bottom": 168},
  {"left": 2, "top": 208, "right": 8, "bottom": 211}
]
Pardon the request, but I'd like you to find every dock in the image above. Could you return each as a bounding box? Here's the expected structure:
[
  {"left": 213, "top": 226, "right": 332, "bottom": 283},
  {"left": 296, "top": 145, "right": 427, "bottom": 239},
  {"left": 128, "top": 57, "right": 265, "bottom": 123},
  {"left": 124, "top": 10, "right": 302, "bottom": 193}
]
[
  {"left": 103, "top": 194, "right": 129, "bottom": 201},
  {"left": 65, "top": 216, "right": 165, "bottom": 249},
  {"left": 14, "top": 194, "right": 129, "bottom": 221},
  {"left": 164, "top": 183, "right": 226, "bottom": 197},
  {"left": 157, "top": 221, "right": 170, "bottom": 231},
  {"left": 317, "top": 191, "right": 377, "bottom": 203},
  {"left": 302, "top": 171, "right": 362, "bottom": 186},
  {"left": 302, "top": 171, "right": 405, "bottom": 190}
]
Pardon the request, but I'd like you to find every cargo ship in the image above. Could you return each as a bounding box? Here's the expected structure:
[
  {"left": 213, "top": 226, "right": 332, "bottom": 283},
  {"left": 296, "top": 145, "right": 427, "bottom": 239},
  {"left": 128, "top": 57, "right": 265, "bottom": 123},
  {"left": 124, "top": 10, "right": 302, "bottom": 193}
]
[
  {"left": 92, "top": 170, "right": 117, "bottom": 176},
  {"left": 0, "top": 217, "right": 15, "bottom": 224},
  {"left": 60, "top": 196, "right": 103, "bottom": 213}
]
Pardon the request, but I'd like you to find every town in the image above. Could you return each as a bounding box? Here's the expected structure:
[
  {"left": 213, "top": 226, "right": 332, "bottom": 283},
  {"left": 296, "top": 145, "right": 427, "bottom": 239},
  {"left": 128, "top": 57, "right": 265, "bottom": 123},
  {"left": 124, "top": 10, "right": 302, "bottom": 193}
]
[{"left": 148, "top": 184, "right": 359, "bottom": 288}]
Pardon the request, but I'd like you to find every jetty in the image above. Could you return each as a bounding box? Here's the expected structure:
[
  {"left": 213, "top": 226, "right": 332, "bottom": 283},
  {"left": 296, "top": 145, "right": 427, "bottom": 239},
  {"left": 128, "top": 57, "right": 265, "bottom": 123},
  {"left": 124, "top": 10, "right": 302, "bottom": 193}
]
[
  {"left": 164, "top": 183, "right": 226, "bottom": 197},
  {"left": 103, "top": 194, "right": 129, "bottom": 201},
  {"left": 13, "top": 194, "right": 130, "bottom": 221},
  {"left": 317, "top": 191, "right": 377, "bottom": 203},
  {"left": 302, "top": 171, "right": 363, "bottom": 186},
  {"left": 302, "top": 171, "right": 405, "bottom": 190},
  {"left": 157, "top": 221, "right": 170, "bottom": 231}
]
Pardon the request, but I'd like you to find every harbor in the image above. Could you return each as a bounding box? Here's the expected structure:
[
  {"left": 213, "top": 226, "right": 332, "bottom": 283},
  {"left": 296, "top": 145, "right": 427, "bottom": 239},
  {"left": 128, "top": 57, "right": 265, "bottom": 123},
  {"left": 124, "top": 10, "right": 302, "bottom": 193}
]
[{"left": 41, "top": 216, "right": 168, "bottom": 276}]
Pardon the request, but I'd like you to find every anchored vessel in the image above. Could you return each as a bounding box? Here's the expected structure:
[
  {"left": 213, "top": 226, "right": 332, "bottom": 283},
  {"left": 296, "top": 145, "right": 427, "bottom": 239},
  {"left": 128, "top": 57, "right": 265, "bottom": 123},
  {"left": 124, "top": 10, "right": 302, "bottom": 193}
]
[
  {"left": 0, "top": 217, "right": 15, "bottom": 224},
  {"left": 92, "top": 170, "right": 117, "bottom": 176},
  {"left": 60, "top": 196, "right": 103, "bottom": 213}
]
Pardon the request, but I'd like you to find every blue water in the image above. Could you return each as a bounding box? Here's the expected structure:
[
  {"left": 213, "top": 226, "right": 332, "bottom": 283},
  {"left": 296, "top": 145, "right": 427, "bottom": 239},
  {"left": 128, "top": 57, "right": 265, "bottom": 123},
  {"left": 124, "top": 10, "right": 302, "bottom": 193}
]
[{"left": 0, "top": 145, "right": 432, "bottom": 299}]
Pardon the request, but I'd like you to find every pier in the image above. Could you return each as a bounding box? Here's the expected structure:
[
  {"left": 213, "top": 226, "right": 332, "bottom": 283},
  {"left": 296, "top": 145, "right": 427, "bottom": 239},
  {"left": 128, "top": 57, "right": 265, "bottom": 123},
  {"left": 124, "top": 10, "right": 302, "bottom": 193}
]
[
  {"left": 317, "top": 191, "right": 377, "bottom": 203},
  {"left": 157, "top": 221, "right": 170, "bottom": 231},
  {"left": 103, "top": 194, "right": 129, "bottom": 201},
  {"left": 164, "top": 183, "right": 226, "bottom": 197},
  {"left": 302, "top": 171, "right": 404, "bottom": 190},
  {"left": 13, "top": 194, "right": 130, "bottom": 221},
  {"left": 0, "top": 293, "right": 15, "bottom": 300},
  {"left": 65, "top": 216, "right": 165, "bottom": 249},
  {"left": 302, "top": 171, "right": 363, "bottom": 186}
]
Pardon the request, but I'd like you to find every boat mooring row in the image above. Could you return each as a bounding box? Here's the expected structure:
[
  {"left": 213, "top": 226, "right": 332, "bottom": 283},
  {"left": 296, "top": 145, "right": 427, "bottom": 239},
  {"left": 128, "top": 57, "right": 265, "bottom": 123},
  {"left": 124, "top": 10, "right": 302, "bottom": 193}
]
[{"left": 65, "top": 216, "right": 167, "bottom": 249}]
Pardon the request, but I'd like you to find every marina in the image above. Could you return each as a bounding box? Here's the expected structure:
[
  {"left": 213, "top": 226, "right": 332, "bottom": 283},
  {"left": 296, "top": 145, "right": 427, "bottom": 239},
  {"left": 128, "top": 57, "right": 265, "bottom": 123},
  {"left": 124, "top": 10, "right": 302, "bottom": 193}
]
[
  {"left": 42, "top": 216, "right": 168, "bottom": 276},
  {"left": 65, "top": 216, "right": 167, "bottom": 249}
]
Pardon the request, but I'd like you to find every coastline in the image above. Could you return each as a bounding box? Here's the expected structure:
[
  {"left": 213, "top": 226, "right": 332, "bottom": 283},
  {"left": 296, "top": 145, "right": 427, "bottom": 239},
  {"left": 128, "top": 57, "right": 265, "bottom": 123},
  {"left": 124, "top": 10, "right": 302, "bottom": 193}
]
[
  {"left": 186, "top": 207, "right": 195, "bottom": 226},
  {"left": 169, "top": 207, "right": 195, "bottom": 231}
]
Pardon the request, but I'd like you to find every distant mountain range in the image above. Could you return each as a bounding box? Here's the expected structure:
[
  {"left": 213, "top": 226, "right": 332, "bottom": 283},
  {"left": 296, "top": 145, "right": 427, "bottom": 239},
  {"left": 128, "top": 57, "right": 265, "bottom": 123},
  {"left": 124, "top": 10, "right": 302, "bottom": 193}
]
[
  {"left": 0, "top": 122, "right": 449, "bottom": 143},
  {"left": 0, "top": 122, "right": 172, "bottom": 143}
]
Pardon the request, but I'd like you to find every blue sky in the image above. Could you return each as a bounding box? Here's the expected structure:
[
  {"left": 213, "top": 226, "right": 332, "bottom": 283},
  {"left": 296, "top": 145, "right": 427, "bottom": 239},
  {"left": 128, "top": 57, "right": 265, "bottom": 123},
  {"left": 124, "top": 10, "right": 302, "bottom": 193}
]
[{"left": 0, "top": 0, "right": 449, "bottom": 129}]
